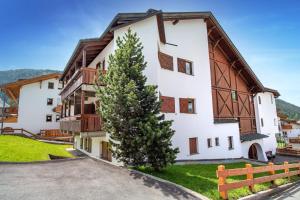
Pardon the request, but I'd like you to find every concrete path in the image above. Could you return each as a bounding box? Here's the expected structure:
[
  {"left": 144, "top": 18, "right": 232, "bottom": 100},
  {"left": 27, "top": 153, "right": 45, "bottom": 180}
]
[
  {"left": 0, "top": 158, "right": 200, "bottom": 200},
  {"left": 266, "top": 182, "right": 300, "bottom": 200}
]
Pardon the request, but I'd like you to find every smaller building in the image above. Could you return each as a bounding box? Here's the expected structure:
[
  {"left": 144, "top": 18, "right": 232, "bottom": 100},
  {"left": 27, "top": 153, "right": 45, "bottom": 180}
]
[
  {"left": 0, "top": 73, "right": 62, "bottom": 134},
  {"left": 279, "top": 114, "right": 300, "bottom": 138}
]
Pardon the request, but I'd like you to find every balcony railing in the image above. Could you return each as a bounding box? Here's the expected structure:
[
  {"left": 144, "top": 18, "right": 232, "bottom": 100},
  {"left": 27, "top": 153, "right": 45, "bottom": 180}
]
[
  {"left": 60, "top": 68, "right": 98, "bottom": 100},
  {"left": 60, "top": 114, "right": 101, "bottom": 132},
  {"left": 282, "top": 124, "right": 293, "bottom": 130}
]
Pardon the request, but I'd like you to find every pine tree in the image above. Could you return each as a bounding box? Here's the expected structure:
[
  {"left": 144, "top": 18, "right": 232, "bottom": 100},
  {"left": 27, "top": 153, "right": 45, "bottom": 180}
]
[{"left": 96, "top": 29, "right": 179, "bottom": 171}]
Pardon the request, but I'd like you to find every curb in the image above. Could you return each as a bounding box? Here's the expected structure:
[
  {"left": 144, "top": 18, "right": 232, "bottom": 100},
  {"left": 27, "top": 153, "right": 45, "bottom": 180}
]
[
  {"left": 239, "top": 180, "right": 300, "bottom": 200},
  {"left": 0, "top": 157, "right": 86, "bottom": 165},
  {"left": 129, "top": 168, "right": 210, "bottom": 200}
]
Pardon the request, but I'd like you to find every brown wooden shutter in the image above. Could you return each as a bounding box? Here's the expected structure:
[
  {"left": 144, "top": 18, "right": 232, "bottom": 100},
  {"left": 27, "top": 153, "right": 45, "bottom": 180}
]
[
  {"left": 189, "top": 138, "right": 198, "bottom": 154},
  {"left": 158, "top": 52, "right": 173, "bottom": 70},
  {"left": 179, "top": 98, "right": 188, "bottom": 113},
  {"left": 160, "top": 96, "right": 175, "bottom": 113},
  {"left": 177, "top": 58, "right": 186, "bottom": 73}
]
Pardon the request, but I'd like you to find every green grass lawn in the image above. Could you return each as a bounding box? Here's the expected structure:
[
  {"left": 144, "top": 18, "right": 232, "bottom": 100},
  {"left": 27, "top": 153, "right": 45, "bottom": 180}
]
[
  {"left": 0, "top": 135, "right": 74, "bottom": 162},
  {"left": 137, "top": 162, "right": 299, "bottom": 200}
]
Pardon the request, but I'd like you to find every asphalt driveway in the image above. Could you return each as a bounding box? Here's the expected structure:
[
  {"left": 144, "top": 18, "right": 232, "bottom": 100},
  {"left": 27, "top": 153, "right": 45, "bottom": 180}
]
[{"left": 0, "top": 158, "right": 200, "bottom": 200}]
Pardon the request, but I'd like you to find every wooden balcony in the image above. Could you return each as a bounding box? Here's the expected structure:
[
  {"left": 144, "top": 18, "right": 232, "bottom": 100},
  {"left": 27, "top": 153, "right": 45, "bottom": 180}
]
[
  {"left": 60, "top": 68, "right": 98, "bottom": 100},
  {"left": 282, "top": 124, "right": 293, "bottom": 130},
  {"left": 60, "top": 114, "right": 101, "bottom": 132}
]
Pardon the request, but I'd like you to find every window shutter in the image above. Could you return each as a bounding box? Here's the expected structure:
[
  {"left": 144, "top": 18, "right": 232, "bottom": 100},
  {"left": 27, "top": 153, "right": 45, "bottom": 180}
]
[
  {"left": 179, "top": 98, "right": 189, "bottom": 113},
  {"left": 158, "top": 52, "right": 173, "bottom": 70},
  {"left": 177, "top": 58, "right": 186, "bottom": 73},
  {"left": 160, "top": 96, "right": 175, "bottom": 113}
]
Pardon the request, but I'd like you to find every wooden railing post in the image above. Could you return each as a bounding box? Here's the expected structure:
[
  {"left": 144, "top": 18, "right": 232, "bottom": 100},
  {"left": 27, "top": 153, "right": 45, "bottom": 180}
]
[
  {"left": 284, "top": 161, "right": 290, "bottom": 181},
  {"left": 246, "top": 164, "right": 254, "bottom": 192},
  {"left": 268, "top": 162, "right": 275, "bottom": 185},
  {"left": 218, "top": 165, "right": 228, "bottom": 200}
]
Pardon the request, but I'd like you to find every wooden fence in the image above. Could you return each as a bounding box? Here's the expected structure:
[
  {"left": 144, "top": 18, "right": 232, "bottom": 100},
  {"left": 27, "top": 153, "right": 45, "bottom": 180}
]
[{"left": 216, "top": 162, "right": 300, "bottom": 199}]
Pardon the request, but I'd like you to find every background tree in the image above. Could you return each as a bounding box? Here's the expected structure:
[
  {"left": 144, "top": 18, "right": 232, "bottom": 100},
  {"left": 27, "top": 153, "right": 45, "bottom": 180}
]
[{"left": 96, "top": 29, "right": 179, "bottom": 171}]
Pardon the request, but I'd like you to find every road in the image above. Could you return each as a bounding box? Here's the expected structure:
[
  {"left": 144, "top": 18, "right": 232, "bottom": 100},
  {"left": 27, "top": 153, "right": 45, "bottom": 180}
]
[
  {"left": 266, "top": 182, "right": 300, "bottom": 200},
  {"left": 0, "top": 158, "right": 200, "bottom": 200}
]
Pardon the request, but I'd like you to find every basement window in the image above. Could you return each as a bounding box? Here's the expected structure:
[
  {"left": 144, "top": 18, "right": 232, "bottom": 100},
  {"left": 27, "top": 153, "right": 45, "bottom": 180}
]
[
  {"left": 228, "top": 136, "right": 234, "bottom": 150},
  {"left": 46, "top": 115, "right": 52, "bottom": 122},
  {"left": 207, "top": 138, "right": 212, "bottom": 148},
  {"left": 215, "top": 137, "right": 220, "bottom": 146}
]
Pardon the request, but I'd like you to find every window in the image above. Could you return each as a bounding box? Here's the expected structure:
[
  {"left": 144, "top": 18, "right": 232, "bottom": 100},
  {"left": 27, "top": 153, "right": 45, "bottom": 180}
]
[
  {"left": 48, "top": 82, "right": 54, "bottom": 89},
  {"left": 258, "top": 96, "right": 261, "bottom": 104},
  {"left": 231, "top": 91, "right": 238, "bottom": 102},
  {"left": 189, "top": 137, "right": 198, "bottom": 154},
  {"left": 56, "top": 115, "right": 60, "bottom": 122},
  {"left": 178, "top": 58, "right": 193, "bottom": 75},
  {"left": 80, "top": 138, "right": 83, "bottom": 149},
  {"left": 261, "top": 118, "right": 264, "bottom": 127},
  {"left": 58, "top": 81, "right": 63, "bottom": 90},
  {"left": 207, "top": 138, "right": 212, "bottom": 148},
  {"left": 47, "top": 98, "right": 53, "bottom": 105},
  {"left": 215, "top": 137, "right": 220, "bottom": 146},
  {"left": 96, "top": 62, "right": 101, "bottom": 69},
  {"left": 46, "top": 115, "right": 52, "bottom": 122},
  {"left": 180, "top": 98, "right": 195, "bottom": 114},
  {"left": 228, "top": 136, "right": 234, "bottom": 150},
  {"left": 188, "top": 99, "right": 194, "bottom": 113},
  {"left": 185, "top": 61, "right": 193, "bottom": 75}
]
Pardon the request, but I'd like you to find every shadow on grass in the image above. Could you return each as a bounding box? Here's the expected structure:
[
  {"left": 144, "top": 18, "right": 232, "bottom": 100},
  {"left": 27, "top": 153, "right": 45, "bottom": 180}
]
[{"left": 129, "top": 170, "right": 202, "bottom": 200}]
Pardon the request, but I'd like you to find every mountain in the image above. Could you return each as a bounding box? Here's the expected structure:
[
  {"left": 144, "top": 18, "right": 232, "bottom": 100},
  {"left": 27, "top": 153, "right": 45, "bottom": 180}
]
[
  {"left": 0, "top": 69, "right": 61, "bottom": 85},
  {"left": 276, "top": 99, "right": 300, "bottom": 120}
]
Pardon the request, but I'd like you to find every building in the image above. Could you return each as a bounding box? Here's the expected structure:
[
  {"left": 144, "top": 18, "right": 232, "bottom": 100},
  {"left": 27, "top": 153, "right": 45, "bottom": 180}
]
[
  {"left": 0, "top": 73, "right": 62, "bottom": 134},
  {"left": 279, "top": 114, "right": 300, "bottom": 138},
  {"left": 59, "top": 9, "right": 280, "bottom": 162}
]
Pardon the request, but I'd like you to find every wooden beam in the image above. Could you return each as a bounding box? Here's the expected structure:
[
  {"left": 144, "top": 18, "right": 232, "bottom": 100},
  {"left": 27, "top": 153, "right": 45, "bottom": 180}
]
[
  {"left": 5, "top": 88, "right": 17, "bottom": 103},
  {"left": 208, "top": 26, "right": 216, "bottom": 36},
  {"left": 156, "top": 13, "right": 166, "bottom": 44},
  {"left": 213, "top": 37, "right": 223, "bottom": 49},
  {"left": 172, "top": 19, "right": 179, "bottom": 25},
  {"left": 82, "top": 49, "right": 86, "bottom": 68},
  {"left": 81, "top": 90, "right": 85, "bottom": 115}
]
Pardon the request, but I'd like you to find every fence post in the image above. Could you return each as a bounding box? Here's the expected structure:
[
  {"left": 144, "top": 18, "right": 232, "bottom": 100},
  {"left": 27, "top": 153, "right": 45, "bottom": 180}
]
[
  {"left": 268, "top": 162, "right": 275, "bottom": 185},
  {"left": 218, "top": 165, "right": 228, "bottom": 200},
  {"left": 284, "top": 161, "right": 290, "bottom": 181},
  {"left": 246, "top": 164, "right": 254, "bottom": 192}
]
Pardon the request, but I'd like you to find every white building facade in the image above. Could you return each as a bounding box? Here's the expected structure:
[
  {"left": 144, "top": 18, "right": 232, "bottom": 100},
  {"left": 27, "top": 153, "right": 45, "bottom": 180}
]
[
  {"left": 1, "top": 74, "right": 62, "bottom": 134},
  {"left": 60, "top": 10, "right": 280, "bottom": 163}
]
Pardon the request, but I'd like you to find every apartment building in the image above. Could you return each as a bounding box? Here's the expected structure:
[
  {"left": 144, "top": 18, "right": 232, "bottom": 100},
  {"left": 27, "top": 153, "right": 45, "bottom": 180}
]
[
  {"left": 0, "top": 73, "right": 62, "bottom": 134},
  {"left": 59, "top": 9, "right": 280, "bottom": 162}
]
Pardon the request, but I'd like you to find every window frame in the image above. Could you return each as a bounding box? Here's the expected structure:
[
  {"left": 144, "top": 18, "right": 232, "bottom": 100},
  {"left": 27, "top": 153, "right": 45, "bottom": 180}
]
[
  {"left": 187, "top": 99, "right": 195, "bottom": 114},
  {"left": 215, "top": 137, "right": 220, "bottom": 146},
  {"left": 231, "top": 90, "right": 238, "bottom": 102},
  {"left": 47, "top": 98, "right": 53, "bottom": 106},
  {"left": 207, "top": 138, "right": 212, "bottom": 148},
  {"left": 228, "top": 136, "right": 234, "bottom": 150},
  {"left": 46, "top": 114, "right": 52, "bottom": 122},
  {"left": 48, "top": 82, "right": 54, "bottom": 89}
]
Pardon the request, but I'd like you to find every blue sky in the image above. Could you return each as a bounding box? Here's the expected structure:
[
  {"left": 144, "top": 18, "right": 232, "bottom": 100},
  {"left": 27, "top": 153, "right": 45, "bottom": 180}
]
[{"left": 0, "top": 0, "right": 300, "bottom": 105}]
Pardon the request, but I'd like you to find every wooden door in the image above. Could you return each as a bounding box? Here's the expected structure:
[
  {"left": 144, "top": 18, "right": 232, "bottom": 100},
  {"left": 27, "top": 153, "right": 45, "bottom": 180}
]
[
  {"left": 248, "top": 144, "right": 258, "bottom": 160},
  {"left": 101, "top": 141, "right": 112, "bottom": 162}
]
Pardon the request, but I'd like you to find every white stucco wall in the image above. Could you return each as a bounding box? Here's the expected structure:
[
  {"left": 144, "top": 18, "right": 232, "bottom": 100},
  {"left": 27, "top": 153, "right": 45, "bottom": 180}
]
[
  {"left": 113, "top": 17, "right": 242, "bottom": 160},
  {"left": 253, "top": 92, "right": 279, "bottom": 156},
  {"left": 4, "top": 78, "right": 61, "bottom": 133}
]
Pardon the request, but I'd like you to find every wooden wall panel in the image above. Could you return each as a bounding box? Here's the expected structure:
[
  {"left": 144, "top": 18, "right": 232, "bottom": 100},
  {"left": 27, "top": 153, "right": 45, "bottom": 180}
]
[{"left": 209, "top": 39, "right": 257, "bottom": 134}]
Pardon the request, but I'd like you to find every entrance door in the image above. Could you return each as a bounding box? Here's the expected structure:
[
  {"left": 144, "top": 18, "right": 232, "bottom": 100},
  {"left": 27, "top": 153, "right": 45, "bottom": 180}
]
[
  {"left": 101, "top": 141, "right": 112, "bottom": 162},
  {"left": 248, "top": 144, "right": 258, "bottom": 160}
]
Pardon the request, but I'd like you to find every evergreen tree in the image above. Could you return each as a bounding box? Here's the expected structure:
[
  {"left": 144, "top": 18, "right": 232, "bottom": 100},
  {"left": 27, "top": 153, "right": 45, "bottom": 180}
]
[{"left": 96, "top": 29, "right": 179, "bottom": 171}]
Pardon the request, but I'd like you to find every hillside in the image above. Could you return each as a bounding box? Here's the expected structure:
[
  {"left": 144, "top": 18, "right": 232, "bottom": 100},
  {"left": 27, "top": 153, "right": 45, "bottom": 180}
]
[
  {"left": 276, "top": 99, "right": 300, "bottom": 120},
  {"left": 0, "top": 69, "right": 61, "bottom": 85}
]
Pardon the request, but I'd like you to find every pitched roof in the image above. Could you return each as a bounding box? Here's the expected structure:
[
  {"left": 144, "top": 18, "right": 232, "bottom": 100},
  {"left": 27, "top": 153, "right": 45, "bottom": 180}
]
[
  {"left": 61, "top": 9, "right": 277, "bottom": 94},
  {"left": 264, "top": 87, "right": 280, "bottom": 98},
  {"left": 240, "top": 133, "right": 269, "bottom": 142},
  {"left": 0, "top": 73, "right": 61, "bottom": 102}
]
